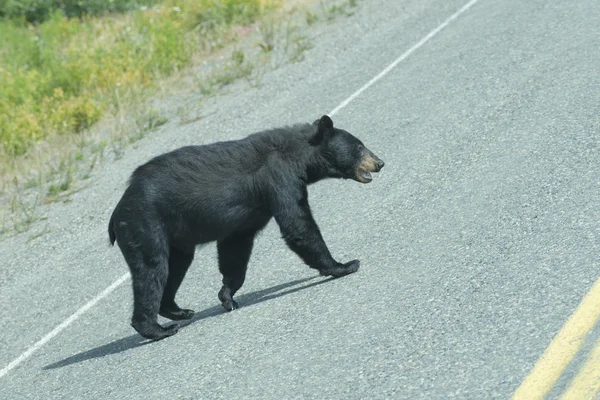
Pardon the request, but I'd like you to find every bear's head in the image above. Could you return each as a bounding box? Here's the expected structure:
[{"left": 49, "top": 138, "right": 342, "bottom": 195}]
[{"left": 310, "top": 115, "right": 384, "bottom": 183}]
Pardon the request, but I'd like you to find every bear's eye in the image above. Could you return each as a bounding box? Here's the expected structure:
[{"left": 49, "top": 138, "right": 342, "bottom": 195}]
[{"left": 357, "top": 145, "right": 364, "bottom": 154}]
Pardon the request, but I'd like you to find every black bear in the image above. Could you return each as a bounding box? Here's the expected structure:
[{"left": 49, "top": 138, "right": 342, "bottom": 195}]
[{"left": 108, "top": 115, "right": 384, "bottom": 340}]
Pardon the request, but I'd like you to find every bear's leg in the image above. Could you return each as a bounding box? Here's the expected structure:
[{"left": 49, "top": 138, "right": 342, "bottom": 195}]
[
  {"left": 217, "top": 232, "right": 255, "bottom": 311},
  {"left": 159, "top": 247, "right": 195, "bottom": 321},
  {"left": 127, "top": 251, "right": 180, "bottom": 341},
  {"left": 273, "top": 198, "right": 360, "bottom": 278}
]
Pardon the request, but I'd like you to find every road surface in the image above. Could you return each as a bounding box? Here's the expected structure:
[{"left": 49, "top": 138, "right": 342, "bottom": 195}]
[{"left": 1, "top": 0, "right": 599, "bottom": 398}]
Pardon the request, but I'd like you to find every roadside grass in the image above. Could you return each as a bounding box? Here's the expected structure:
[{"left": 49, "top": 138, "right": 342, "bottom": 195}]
[
  {"left": 0, "top": 0, "right": 278, "bottom": 158},
  {"left": 0, "top": 0, "right": 360, "bottom": 240}
]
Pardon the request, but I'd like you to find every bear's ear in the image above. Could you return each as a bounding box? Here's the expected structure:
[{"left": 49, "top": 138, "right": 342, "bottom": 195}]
[{"left": 310, "top": 115, "right": 334, "bottom": 145}]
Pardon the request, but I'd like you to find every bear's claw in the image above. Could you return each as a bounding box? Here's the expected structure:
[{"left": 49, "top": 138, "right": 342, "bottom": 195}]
[{"left": 221, "top": 299, "right": 239, "bottom": 311}]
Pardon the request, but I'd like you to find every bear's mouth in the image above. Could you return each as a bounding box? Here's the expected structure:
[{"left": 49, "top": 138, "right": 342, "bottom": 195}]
[{"left": 356, "top": 169, "right": 373, "bottom": 183}]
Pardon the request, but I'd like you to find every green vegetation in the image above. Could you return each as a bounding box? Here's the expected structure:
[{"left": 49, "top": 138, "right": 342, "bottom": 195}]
[{"left": 0, "top": 0, "right": 279, "bottom": 157}]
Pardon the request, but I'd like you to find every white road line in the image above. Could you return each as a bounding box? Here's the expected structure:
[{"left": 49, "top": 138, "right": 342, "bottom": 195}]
[
  {"left": 0, "top": 0, "right": 481, "bottom": 380},
  {"left": 0, "top": 272, "right": 130, "bottom": 379},
  {"left": 329, "top": 0, "right": 482, "bottom": 117}
]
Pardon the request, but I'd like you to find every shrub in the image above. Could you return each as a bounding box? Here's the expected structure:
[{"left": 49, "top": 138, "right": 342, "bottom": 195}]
[{"left": 0, "top": 0, "right": 159, "bottom": 24}]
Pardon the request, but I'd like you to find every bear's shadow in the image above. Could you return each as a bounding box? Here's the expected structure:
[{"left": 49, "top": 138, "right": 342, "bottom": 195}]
[{"left": 43, "top": 275, "right": 335, "bottom": 370}]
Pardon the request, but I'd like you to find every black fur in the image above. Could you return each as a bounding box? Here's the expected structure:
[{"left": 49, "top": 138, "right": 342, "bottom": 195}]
[{"left": 108, "top": 115, "right": 384, "bottom": 340}]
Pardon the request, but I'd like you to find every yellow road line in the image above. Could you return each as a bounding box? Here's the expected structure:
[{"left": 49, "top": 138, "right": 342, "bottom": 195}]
[
  {"left": 512, "top": 277, "right": 600, "bottom": 400},
  {"left": 559, "top": 335, "right": 600, "bottom": 400}
]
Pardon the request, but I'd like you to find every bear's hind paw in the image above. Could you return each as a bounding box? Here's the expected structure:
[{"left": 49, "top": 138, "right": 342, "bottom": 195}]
[
  {"left": 131, "top": 321, "right": 180, "bottom": 341},
  {"left": 159, "top": 307, "right": 195, "bottom": 321},
  {"left": 218, "top": 287, "right": 240, "bottom": 311}
]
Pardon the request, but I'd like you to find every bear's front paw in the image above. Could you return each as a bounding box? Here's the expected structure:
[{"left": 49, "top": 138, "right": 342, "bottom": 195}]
[{"left": 319, "top": 259, "right": 360, "bottom": 278}]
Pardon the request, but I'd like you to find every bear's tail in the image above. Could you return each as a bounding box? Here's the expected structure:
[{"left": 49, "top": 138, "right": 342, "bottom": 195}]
[{"left": 108, "top": 211, "right": 116, "bottom": 246}]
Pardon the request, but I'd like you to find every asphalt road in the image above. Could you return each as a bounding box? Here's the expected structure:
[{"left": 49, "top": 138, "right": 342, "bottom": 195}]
[{"left": 1, "top": 0, "right": 599, "bottom": 398}]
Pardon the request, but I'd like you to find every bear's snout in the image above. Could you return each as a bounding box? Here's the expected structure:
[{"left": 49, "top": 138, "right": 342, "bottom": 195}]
[{"left": 355, "top": 149, "right": 384, "bottom": 183}]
